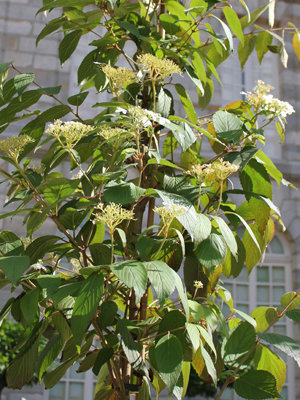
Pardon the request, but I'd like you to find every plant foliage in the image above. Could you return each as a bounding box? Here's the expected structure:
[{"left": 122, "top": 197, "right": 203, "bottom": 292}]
[{"left": 0, "top": 0, "right": 299, "bottom": 399}]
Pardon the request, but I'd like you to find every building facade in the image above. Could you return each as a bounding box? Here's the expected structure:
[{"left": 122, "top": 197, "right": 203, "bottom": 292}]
[{"left": 0, "top": 0, "right": 299, "bottom": 399}]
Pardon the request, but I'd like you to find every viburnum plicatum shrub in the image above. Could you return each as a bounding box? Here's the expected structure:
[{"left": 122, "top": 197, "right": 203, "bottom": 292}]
[{"left": 0, "top": 1, "right": 299, "bottom": 399}]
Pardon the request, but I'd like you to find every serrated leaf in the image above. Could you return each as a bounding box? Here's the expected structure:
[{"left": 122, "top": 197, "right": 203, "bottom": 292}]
[
  {"left": 92, "top": 347, "right": 114, "bottom": 375},
  {"left": 0, "top": 255, "right": 30, "bottom": 285},
  {"left": 68, "top": 91, "right": 88, "bottom": 106},
  {"left": 224, "top": 321, "right": 256, "bottom": 365},
  {"left": 153, "top": 334, "right": 183, "bottom": 396},
  {"left": 251, "top": 307, "right": 278, "bottom": 332},
  {"left": 280, "top": 291, "right": 300, "bottom": 311},
  {"left": 98, "top": 301, "right": 118, "bottom": 329},
  {"left": 111, "top": 261, "right": 147, "bottom": 303},
  {"left": 223, "top": 6, "right": 244, "bottom": 46},
  {"left": 70, "top": 272, "right": 104, "bottom": 344},
  {"left": 212, "top": 216, "right": 238, "bottom": 259},
  {"left": 234, "top": 370, "right": 281, "bottom": 399},
  {"left": 254, "top": 344, "right": 286, "bottom": 393},
  {"left": 37, "top": 334, "right": 64, "bottom": 381},
  {"left": 259, "top": 332, "right": 300, "bottom": 367},
  {"left": 194, "top": 233, "right": 227, "bottom": 272},
  {"left": 213, "top": 110, "right": 243, "bottom": 143},
  {"left": 286, "top": 309, "right": 300, "bottom": 324},
  {"left": 44, "top": 358, "right": 77, "bottom": 389},
  {"left": 14, "top": 73, "right": 35, "bottom": 95},
  {"left": 59, "top": 30, "right": 82, "bottom": 66},
  {"left": 20, "top": 288, "right": 39, "bottom": 325},
  {"left": 117, "top": 319, "right": 147, "bottom": 374},
  {"left": 238, "top": 35, "right": 256, "bottom": 70},
  {"left": 194, "top": 214, "right": 211, "bottom": 247},
  {"left": 145, "top": 261, "right": 175, "bottom": 306},
  {"left": 175, "top": 83, "right": 197, "bottom": 124},
  {"left": 103, "top": 181, "right": 146, "bottom": 205},
  {"left": 156, "top": 87, "right": 173, "bottom": 118}
]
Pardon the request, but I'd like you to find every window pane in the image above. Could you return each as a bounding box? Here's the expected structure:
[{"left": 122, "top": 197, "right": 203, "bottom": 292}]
[
  {"left": 237, "top": 267, "right": 248, "bottom": 281},
  {"left": 236, "top": 285, "right": 248, "bottom": 302},
  {"left": 257, "top": 286, "right": 270, "bottom": 303},
  {"left": 272, "top": 267, "right": 285, "bottom": 283},
  {"left": 273, "top": 325, "right": 286, "bottom": 335},
  {"left": 257, "top": 267, "right": 269, "bottom": 282},
  {"left": 49, "top": 382, "right": 65, "bottom": 400},
  {"left": 270, "top": 236, "right": 284, "bottom": 254},
  {"left": 236, "top": 303, "right": 249, "bottom": 314},
  {"left": 69, "top": 382, "right": 84, "bottom": 400},
  {"left": 224, "top": 283, "right": 233, "bottom": 292},
  {"left": 273, "top": 286, "right": 285, "bottom": 303}
]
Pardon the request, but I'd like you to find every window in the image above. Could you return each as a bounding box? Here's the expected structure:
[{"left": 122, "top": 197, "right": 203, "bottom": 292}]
[
  {"left": 44, "top": 363, "right": 96, "bottom": 400},
  {"left": 222, "top": 234, "right": 295, "bottom": 399}
]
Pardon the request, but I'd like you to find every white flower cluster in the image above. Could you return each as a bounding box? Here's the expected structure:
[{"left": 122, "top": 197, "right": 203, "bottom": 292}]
[{"left": 242, "top": 80, "right": 295, "bottom": 119}]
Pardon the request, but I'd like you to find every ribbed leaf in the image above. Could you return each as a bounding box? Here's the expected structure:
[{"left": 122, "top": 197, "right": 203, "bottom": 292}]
[
  {"left": 111, "top": 261, "right": 147, "bottom": 303},
  {"left": 70, "top": 272, "right": 104, "bottom": 343},
  {"left": 145, "top": 261, "right": 175, "bottom": 306},
  {"left": 153, "top": 334, "right": 183, "bottom": 396},
  {"left": 258, "top": 332, "right": 300, "bottom": 367},
  {"left": 234, "top": 370, "right": 281, "bottom": 399},
  {"left": 59, "top": 30, "right": 82, "bottom": 65},
  {"left": 0, "top": 255, "right": 30, "bottom": 285}
]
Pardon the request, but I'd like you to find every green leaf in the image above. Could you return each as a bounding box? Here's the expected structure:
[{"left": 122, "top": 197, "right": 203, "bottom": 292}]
[
  {"left": 159, "top": 14, "right": 180, "bottom": 35},
  {"left": 98, "top": 301, "right": 118, "bottom": 329},
  {"left": 254, "top": 344, "right": 286, "bottom": 394},
  {"left": 211, "top": 15, "right": 233, "bottom": 52},
  {"left": 175, "top": 83, "right": 197, "bottom": 124},
  {"left": 186, "top": 323, "right": 201, "bottom": 353},
  {"left": 186, "top": 65, "right": 204, "bottom": 95},
  {"left": 111, "top": 261, "right": 147, "bottom": 303},
  {"left": 14, "top": 73, "right": 35, "bottom": 95},
  {"left": 156, "top": 87, "right": 173, "bottom": 118},
  {"left": 256, "top": 31, "right": 273, "bottom": 64},
  {"left": 240, "top": 4, "right": 269, "bottom": 30},
  {"left": 92, "top": 347, "right": 114, "bottom": 375},
  {"left": 155, "top": 190, "right": 198, "bottom": 242},
  {"left": 37, "top": 275, "right": 61, "bottom": 298},
  {"left": 59, "top": 30, "right": 82, "bottom": 65},
  {"left": 280, "top": 291, "right": 300, "bottom": 311},
  {"left": 194, "top": 214, "right": 211, "bottom": 247},
  {"left": 20, "top": 288, "right": 40, "bottom": 325},
  {"left": 44, "top": 178, "right": 80, "bottom": 204},
  {"left": 194, "top": 233, "right": 227, "bottom": 272},
  {"left": 0, "top": 255, "right": 30, "bottom": 285},
  {"left": 258, "top": 332, "right": 300, "bottom": 367},
  {"left": 224, "top": 322, "right": 256, "bottom": 365},
  {"left": 70, "top": 272, "right": 104, "bottom": 344},
  {"left": 251, "top": 307, "right": 278, "bottom": 332},
  {"left": 78, "top": 350, "right": 99, "bottom": 373},
  {"left": 286, "top": 309, "right": 300, "bottom": 324},
  {"left": 158, "top": 117, "right": 196, "bottom": 151},
  {"left": 7, "top": 321, "right": 45, "bottom": 389},
  {"left": 68, "top": 91, "right": 88, "bottom": 106},
  {"left": 117, "top": 319, "right": 147, "bottom": 374},
  {"left": 138, "top": 377, "right": 151, "bottom": 400},
  {"left": 44, "top": 357, "right": 77, "bottom": 389},
  {"left": 238, "top": 35, "right": 256, "bottom": 70},
  {"left": 224, "top": 145, "right": 258, "bottom": 170},
  {"left": 223, "top": 6, "right": 244, "bottom": 46},
  {"left": 234, "top": 370, "right": 281, "bottom": 399},
  {"left": 200, "top": 341, "right": 217, "bottom": 385},
  {"left": 25, "top": 235, "right": 61, "bottom": 264},
  {"left": 37, "top": 333, "right": 64, "bottom": 381},
  {"left": 103, "top": 181, "right": 145, "bottom": 205},
  {"left": 212, "top": 216, "right": 238, "bottom": 259},
  {"left": 153, "top": 334, "right": 183, "bottom": 396},
  {"left": 144, "top": 261, "right": 175, "bottom": 306},
  {"left": 213, "top": 110, "right": 243, "bottom": 143}
]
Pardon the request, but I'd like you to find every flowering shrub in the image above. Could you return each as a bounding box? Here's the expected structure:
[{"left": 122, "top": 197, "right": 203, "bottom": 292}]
[{"left": 0, "top": 1, "right": 299, "bottom": 400}]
